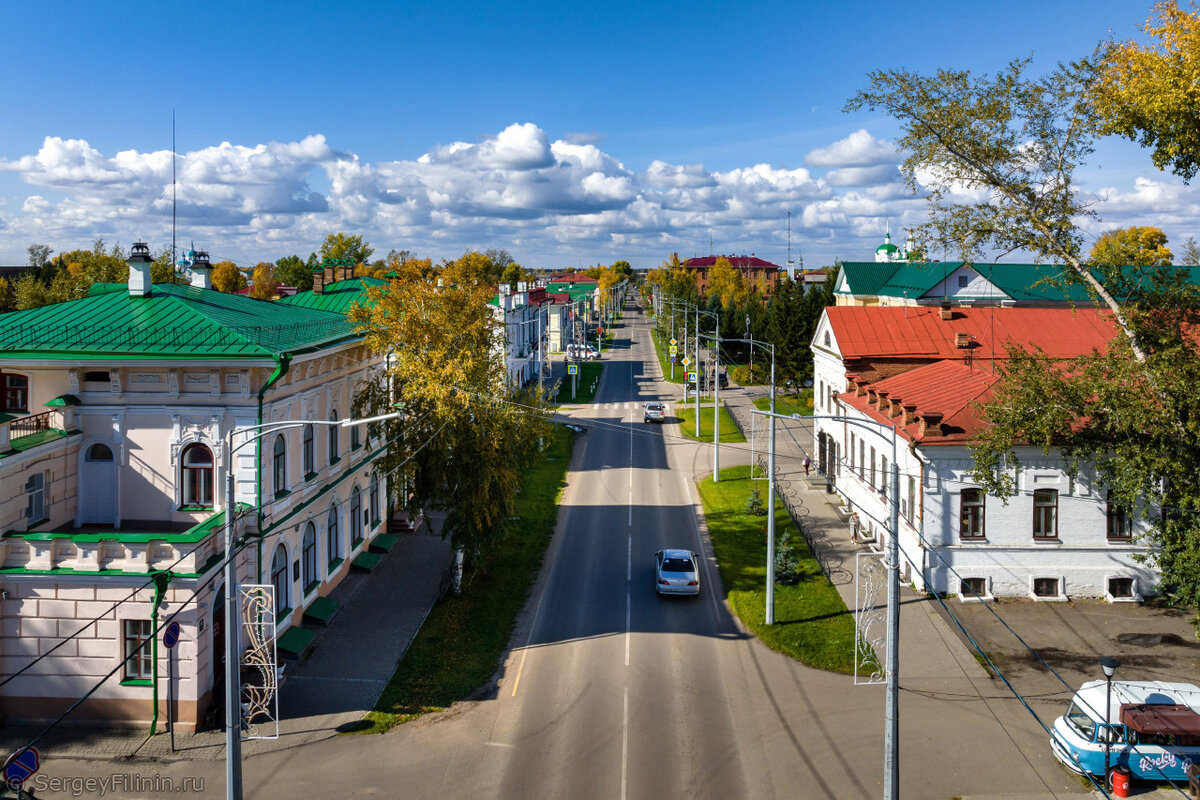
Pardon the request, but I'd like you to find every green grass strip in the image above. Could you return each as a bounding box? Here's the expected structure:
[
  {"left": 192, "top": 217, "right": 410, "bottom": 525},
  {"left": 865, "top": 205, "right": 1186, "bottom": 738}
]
[
  {"left": 650, "top": 329, "right": 686, "bottom": 384},
  {"left": 555, "top": 361, "right": 604, "bottom": 404},
  {"left": 355, "top": 424, "right": 576, "bottom": 733},
  {"left": 753, "top": 391, "right": 814, "bottom": 418},
  {"left": 674, "top": 404, "right": 746, "bottom": 443},
  {"left": 697, "top": 464, "right": 861, "bottom": 673}
]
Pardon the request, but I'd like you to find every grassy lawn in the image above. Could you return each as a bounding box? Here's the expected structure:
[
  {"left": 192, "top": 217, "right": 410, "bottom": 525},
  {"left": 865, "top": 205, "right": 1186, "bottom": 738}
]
[
  {"left": 753, "top": 390, "right": 814, "bottom": 418},
  {"left": 355, "top": 424, "right": 576, "bottom": 734},
  {"left": 651, "top": 329, "right": 686, "bottom": 384},
  {"left": 674, "top": 404, "right": 747, "bottom": 443},
  {"left": 697, "top": 464, "right": 863, "bottom": 673},
  {"left": 555, "top": 361, "right": 604, "bottom": 404}
]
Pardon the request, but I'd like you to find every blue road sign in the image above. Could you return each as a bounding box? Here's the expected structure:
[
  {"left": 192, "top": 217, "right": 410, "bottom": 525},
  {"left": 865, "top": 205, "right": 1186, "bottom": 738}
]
[
  {"left": 669, "top": 355, "right": 676, "bottom": 363},
  {"left": 163, "top": 621, "right": 181, "bottom": 649},
  {"left": 687, "top": 372, "right": 697, "bottom": 383},
  {"left": 4, "top": 746, "right": 40, "bottom": 785},
  {"left": 567, "top": 364, "right": 579, "bottom": 375}
]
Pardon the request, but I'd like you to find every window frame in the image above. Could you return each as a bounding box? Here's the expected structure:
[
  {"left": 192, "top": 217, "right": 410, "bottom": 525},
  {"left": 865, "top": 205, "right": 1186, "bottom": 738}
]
[
  {"left": 180, "top": 443, "right": 214, "bottom": 508},
  {"left": 272, "top": 434, "right": 287, "bottom": 497},
  {"left": 25, "top": 472, "right": 45, "bottom": 524},
  {"left": 301, "top": 522, "right": 318, "bottom": 594},
  {"left": 123, "top": 619, "right": 153, "bottom": 682},
  {"left": 326, "top": 504, "right": 341, "bottom": 567},
  {"left": 1106, "top": 491, "right": 1132, "bottom": 541},
  {"left": 1032, "top": 489, "right": 1058, "bottom": 540},
  {"left": 1108, "top": 577, "right": 1135, "bottom": 599},
  {"left": 328, "top": 410, "right": 340, "bottom": 463},
  {"left": 960, "top": 577, "right": 987, "bottom": 599},
  {"left": 1033, "top": 576, "right": 1060, "bottom": 598},
  {"left": 270, "top": 543, "right": 290, "bottom": 614},
  {"left": 959, "top": 489, "right": 986, "bottom": 539},
  {"left": 369, "top": 472, "right": 380, "bottom": 527},
  {"left": 2, "top": 371, "right": 29, "bottom": 414},
  {"left": 303, "top": 424, "right": 315, "bottom": 477},
  {"left": 350, "top": 486, "right": 363, "bottom": 547}
]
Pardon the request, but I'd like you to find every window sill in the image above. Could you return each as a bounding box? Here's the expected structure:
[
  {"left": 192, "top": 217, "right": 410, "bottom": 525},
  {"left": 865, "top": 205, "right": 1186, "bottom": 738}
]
[
  {"left": 24, "top": 517, "right": 49, "bottom": 530},
  {"left": 274, "top": 489, "right": 291, "bottom": 500},
  {"left": 1032, "top": 537, "right": 1061, "bottom": 543},
  {"left": 327, "top": 557, "right": 344, "bottom": 574},
  {"left": 958, "top": 536, "right": 987, "bottom": 544},
  {"left": 329, "top": 456, "right": 341, "bottom": 466},
  {"left": 277, "top": 606, "right": 294, "bottom": 619},
  {"left": 1106, "top": 537, "right": 1133, "bottom": 544},
  {"left": 350, "top": 538, "right": 364, "bottom": 550},
  {"left": 304, "top": 472, "right": 318, "bottom": 482},
  {"left": 120, "top": 678, "right": 152, "bottom": 687},
  {"left": 303, "top": 580, "right": 320, "bottom": 597},
  {"left": 178, "top": 505, "right": 213, "bottom": 512}
]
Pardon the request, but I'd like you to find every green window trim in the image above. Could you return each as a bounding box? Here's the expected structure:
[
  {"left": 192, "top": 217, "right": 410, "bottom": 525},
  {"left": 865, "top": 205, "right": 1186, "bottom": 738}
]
[
  {"left": 178, "top": 505, "right": 213, "bottom": 512},
  {"left": 303, "top": 580, "right": 320, "bottom": 597},
  {"left": 277, "top": 606, "right": 294, "bottom": 619},
  {"left": 304, "top": 471, "right": 318, "bottom": 481},
  {"left": 273, "top": 489, "right": 291, "bottom": 500},
  {"left": 370, "top": 519, "right": 382, "bottom": 531},
  {"left": 120, "top": 678, "right": 152, "bottom": 687},
  {"left": 327, "top": 557, "right": 344, "bottom": 574},
  {"left": 24, "top": 517, "right": 49, "bottom": 530},
  {"left": 329, "top": 455, "right": 341, "bottom": 465}
]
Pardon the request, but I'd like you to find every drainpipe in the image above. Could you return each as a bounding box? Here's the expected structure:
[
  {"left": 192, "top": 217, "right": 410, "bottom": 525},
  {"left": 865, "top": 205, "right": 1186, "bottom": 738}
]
[
  {"left": 254, "top": 354, "right": 292, "bottom": 582},
  {"left": 149, "top": 570, "right": 172, "bottom": 735}
]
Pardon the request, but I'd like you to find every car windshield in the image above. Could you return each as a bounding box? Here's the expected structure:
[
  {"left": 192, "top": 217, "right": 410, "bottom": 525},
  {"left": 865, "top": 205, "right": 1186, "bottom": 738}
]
[
  {"left": 1065, "top": 701, "right": 1097, "bottom": 741},
  {"left": 662, "top": 558, "right": 694, "bottom": 572},
  {"left": 647, "top": 404, "right": 662, "bottom": 411}
]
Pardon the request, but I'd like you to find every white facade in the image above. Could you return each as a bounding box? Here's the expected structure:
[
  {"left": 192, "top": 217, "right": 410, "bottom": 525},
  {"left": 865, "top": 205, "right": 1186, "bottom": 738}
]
[
  {"left": 810, "top": 309, "right": 1156, "bottom": 603},
  {"left": 494, "top": 282, "right": 550, "bottom": 388}
]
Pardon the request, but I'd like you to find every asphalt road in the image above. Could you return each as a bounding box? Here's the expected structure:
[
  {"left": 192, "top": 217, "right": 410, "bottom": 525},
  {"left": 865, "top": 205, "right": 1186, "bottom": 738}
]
[{"left": 31, "top": 304, "right": 1097, "bottom": 799}]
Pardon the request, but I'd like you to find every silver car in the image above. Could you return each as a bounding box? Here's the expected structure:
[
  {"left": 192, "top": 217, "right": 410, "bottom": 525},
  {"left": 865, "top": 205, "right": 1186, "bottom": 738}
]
[
  {"left": 655, "top": 549, "right": 700, "bottom": 596},
  {"left": 643, "top": 402, "right": 664, "bottom": 423}
]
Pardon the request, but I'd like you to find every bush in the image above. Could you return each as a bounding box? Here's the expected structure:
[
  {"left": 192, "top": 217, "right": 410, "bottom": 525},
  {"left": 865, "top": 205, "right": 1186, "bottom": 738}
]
[{"left": 745, "top": 487, "right": 767, "bottom": 516}]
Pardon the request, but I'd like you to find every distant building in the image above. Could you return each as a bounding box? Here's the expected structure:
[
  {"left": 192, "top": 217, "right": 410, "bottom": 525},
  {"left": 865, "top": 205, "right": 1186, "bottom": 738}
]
[{"left": 678, "top": 254, "right": 781, "bottom": 298}]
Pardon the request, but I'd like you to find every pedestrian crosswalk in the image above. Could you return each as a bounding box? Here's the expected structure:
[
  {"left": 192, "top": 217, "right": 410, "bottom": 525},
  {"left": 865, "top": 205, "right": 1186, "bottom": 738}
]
[{"left": 590, "top": 402, "right": 674, "bottom": 413}]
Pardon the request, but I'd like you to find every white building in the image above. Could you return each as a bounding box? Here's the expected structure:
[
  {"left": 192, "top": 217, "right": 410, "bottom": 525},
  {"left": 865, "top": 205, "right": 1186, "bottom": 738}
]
[
  {"left": 0, "top": 249, "right": 395, "bottom": 730},
  {"left": 810, "top": 304, "right": 1155, "bottom": 602},
  {"left": 492, "top": 282, "right": 553, "bottom": 388}
]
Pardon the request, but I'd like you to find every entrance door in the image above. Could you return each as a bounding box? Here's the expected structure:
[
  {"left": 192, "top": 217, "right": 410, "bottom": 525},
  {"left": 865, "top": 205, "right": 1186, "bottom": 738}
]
[{"left": 80, "top": 443, "right": 116, "bottom": 524}]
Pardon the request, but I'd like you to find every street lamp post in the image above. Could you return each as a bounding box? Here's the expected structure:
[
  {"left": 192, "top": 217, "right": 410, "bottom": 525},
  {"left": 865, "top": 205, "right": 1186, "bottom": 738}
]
[
  {"left": 221, "top": 409, "right": 403, "bottom": 800},
  {"left": 751, "top": 407, "right": 901, "bottom": 799},
  {"left": 1100, "top": 656, "right": 1120, "bottom": 785}
]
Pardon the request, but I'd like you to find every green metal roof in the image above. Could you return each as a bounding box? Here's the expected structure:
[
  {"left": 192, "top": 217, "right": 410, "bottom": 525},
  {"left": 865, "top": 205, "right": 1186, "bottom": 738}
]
[
  {"left": 276, "top": 277, "right": 388, "bottom": 315},
  {"left": 836, "top": 261, "right": 1200, "bottom": 303},
  {"left": 544, "top": 282, "right": 595, "bottom": 302},
  {"left": 0, "top": 283, "right": 358, "bottom": 360}
]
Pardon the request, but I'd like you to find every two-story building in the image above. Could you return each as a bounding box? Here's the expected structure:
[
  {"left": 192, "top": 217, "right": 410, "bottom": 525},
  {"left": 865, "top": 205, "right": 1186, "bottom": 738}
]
[
  {"left": 0, "top": 246, "right": 394, "bottom": 730},
  {"left": 810, "top": 304, "right": 1156, "bottom": 602}
]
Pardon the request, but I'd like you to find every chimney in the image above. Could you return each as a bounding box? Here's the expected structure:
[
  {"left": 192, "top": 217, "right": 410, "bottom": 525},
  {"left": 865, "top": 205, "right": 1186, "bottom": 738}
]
[
  {"left": 887, "top": 395, "right": 904, "bottom": 418},
  {"left": 324, "top": 259, "right": 336, "bottom": 287},
  {"left": 189, "top": 250, "right": 213, "bottom": 289},
  {"left": 939, "top": 302, "right": 953, "bottom": 321},
  {"left": 845, "top": 374, "right": 859, "bottom": 393},
  {"left": 340, "top": 259, "right": 353, "bottom": 282},
  {"left": 874, "top": 389, "right": 889, "bottom": 411},
  {"left": 902, "top": 403, "right": 918, "bottom": 426},
  {"left": 918, "top": 412, "right": 944, "bottom": 437},
  {"left": 312, "top": 263, "right": 326, "bottom": 294},
  {"left": 955, "top": 331, "right": 970, "bottom": 348},
  {"left": 128, "top": 242, "right": 153, "bottom": 297}
]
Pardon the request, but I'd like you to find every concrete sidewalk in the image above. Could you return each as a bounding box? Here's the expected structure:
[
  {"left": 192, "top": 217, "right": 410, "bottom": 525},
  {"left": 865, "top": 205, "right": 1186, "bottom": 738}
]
[{"left": 0, "top": 522, "right": 453, "bottom": 763}]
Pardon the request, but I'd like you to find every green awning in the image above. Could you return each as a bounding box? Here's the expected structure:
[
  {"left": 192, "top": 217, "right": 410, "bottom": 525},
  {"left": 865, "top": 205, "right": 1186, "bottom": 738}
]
[{"left": 44, "top": 394, "right": 81, "bottom": 407}]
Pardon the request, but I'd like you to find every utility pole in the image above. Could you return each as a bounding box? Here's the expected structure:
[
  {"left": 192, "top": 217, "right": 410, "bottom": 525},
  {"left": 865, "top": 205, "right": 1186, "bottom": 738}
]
[{"left": 713, "top": 313, "right": 721, "bottom": 481}]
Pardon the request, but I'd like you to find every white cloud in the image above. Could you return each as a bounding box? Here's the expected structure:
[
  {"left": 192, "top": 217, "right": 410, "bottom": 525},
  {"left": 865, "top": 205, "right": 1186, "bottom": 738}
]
[
  {"left": 0, "top": 124, "right": 1187, "bottom": 270},
  {"left": 804, "top": 129, "right": 897, "bottom": 168}
]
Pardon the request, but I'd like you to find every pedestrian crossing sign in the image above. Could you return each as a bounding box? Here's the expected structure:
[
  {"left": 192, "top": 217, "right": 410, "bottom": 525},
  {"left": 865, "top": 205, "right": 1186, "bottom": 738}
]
[
  {"left": 568, "top": 365, "right": 578, "bottom": 375},
  {"left": 687, "top": 372, "right": 697, "bottom": 383}
]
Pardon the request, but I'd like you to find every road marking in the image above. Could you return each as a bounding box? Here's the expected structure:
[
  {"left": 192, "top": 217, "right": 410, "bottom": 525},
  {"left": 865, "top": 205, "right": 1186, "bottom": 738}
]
[{"left": 621, "top": 687, "right": 629, "bottom": 800}]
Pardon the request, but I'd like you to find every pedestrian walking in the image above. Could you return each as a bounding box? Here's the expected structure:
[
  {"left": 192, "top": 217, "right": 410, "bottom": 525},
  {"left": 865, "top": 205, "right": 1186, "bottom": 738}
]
[{"left": 803, "top": 455, "right": 811, "bottom": 476}]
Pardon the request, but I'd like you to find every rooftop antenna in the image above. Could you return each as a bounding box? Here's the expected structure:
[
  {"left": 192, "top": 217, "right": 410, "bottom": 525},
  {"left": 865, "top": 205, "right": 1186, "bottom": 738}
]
[
  {"left": 171, "top": 109, "right": 176, "bottom": 268},
  {"left": 709, "top": 230, "right": 713, "bottom": 257},
  {"left": 787, "top": 209, "right": 793, "bottom": 277}
]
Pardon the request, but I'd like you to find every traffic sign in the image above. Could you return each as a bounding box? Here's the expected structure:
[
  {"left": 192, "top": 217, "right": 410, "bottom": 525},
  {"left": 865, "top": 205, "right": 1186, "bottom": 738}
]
[
  {"left": 669, "top": 338, "right": 677, "bottom": 346},
  {"left": 4, "top": 746, "right": 39, "bottom": 786},
  {"left": 567, "top": 364, "right": 578, "bottom": 375},
  {"left": 163, "top": 621, "right": 181, "bottom": 649},
  {"left": 669, "top": 355, "right": 676, "bottom": 363},
  {"left": 669, "top": 345, "right": 677, "bottom": 354},
  {"left": 687, "top": 372, "right": 697, "bottom": 383},
  {"left": 681, "top": 357, "right": 691, "bottom": 367}
]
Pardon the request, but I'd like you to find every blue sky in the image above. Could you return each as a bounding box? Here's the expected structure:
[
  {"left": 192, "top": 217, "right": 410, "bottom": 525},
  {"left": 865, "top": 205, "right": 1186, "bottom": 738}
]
[{"left": 1, "top": 0, "right": 1195, "bottom": 271}]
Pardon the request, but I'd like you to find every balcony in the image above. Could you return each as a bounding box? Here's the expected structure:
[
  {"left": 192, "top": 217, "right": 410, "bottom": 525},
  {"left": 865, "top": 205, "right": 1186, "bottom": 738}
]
[{"left": 1, "top": 396, "right": 80, "bottom": 457}]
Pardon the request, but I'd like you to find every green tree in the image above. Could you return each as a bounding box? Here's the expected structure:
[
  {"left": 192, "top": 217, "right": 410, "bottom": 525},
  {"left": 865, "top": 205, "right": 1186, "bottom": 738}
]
[
  {"left": 319, "top": 233, "right": 374, "bottom": 265},
  {"left": 152, "top": 244, "right": 185, "bottom": 285},
  {"left": 275, "top": 254, "right": 312, "bottom": 291},
  {"left": 1090, "top": 226, "right": 1173, "bottom": 267},
  {"left": 707, "top": 257, "right": 749, "bottom": 309},
  {"left": 26, "top": 244, "right": 52, "bottom": 269},
  {"left": 1092, "top": 1, "right": 1200, "bottom": 182},
  {"left": 348, "top": 268, "right": 551, "bottom": 576},
  {"left": 849, "top": 49, "right": 1200, "bottom": 629},
  {"left": 610, "top": 260, "right": 634, "bottom": 279},
  {"left": 211, "top": 260, "right": 247, "bottom": 294},
  {"left": 501, "top": 263, "right": 523, "bottom": 290},
  {"left": 0, "top": 277, "right": 11, "bottom": 311}
]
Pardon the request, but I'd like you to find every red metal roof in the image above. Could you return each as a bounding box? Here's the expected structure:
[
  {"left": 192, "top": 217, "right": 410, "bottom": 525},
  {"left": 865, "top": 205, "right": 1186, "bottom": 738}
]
[
  {"left": 839, "top": 360, "right": 999, "bottom": 444},
  {"left": 1121, "top": 703, "right": 1200, "bottom": 736},
  {"left": 826, "top": 305, "right": 1118, "bottom": 361},
  {"left": 683, "top": 255, "right": 780, "bottom": 269}
]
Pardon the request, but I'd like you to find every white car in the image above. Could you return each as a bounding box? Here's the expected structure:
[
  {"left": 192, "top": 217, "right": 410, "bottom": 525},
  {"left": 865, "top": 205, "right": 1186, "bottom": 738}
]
[
  {"left": 566, "top": 343, "right": 600, "bottom": 360},
  {"left": 643, "top": 402, "right": 665, "bottom": 422},
  {"left": 655, "top": 549, "right": 700, "bottom": 596}
]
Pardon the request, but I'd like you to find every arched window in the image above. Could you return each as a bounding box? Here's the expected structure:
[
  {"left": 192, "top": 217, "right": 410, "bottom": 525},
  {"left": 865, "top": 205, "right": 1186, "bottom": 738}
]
[
  {"left": 326, "top": 504, "right": 341, "bottom": 567},
  {"left": 328, "top": 410, "right": 340, "bottom": 463},
  {"left": 273, "top": 434, "right": 287, "bottom": 495},
  {"left": 369, "top": 472, "right": 380, "bottom": 527},
  {"left": 302, "top": 522, "right": 318, "bottom": 592},
  {"left": 87, "top": 443, "right": 114, "bottom": 461},
  {"left": 350, "top": 486, "right": 363, "bottom": 547},
  {"left": 181, "top": 443, "right": 214, "bottom": 507},
  {"left": 303, "top": 424, "right": 315, "bottom": 476},
  {"left": 270, "top": 544, "right": 290, "bottom": 612}
]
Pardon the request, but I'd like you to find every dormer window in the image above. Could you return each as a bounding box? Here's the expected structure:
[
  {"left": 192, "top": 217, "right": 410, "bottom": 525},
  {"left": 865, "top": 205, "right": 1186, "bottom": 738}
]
[{"left": 823, "top": 331, "right": 831, "bottom": 347}]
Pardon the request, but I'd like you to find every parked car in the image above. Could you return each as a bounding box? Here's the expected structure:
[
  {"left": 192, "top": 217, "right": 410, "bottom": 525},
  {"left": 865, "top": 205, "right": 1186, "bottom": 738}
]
[
  {"left": 655, "top": 549, "right": 700, "bottom": 596},
  {"left": 566, "top": 343, "right": 600, "bottom": 360},
  {"left": 643, "top": 402, "right": 665, "bottom": 423}
]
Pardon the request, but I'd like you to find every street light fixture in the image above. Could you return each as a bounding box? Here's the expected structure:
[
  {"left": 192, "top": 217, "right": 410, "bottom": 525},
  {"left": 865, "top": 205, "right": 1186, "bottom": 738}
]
[
  {"left": 221, "top": 408, "right": 404, "bottom": 800},
  {"left": 1100, "top": 656, "right": 1120, "bottom": 784}
]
